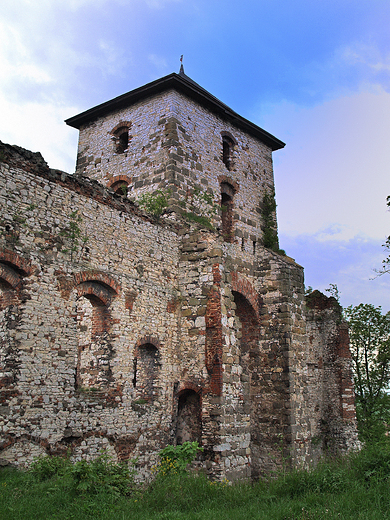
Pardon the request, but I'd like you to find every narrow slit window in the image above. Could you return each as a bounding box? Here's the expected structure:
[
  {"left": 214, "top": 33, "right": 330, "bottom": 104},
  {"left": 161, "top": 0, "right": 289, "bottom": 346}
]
[
  {"left": 222, "top": 136, "right": 234, "bottom": 170},
  {"left": 133, "top": 358, "right": 137, "bottom": 387},
  {"left": 221, "top": 182, "right": 235, "bottom": 242}
]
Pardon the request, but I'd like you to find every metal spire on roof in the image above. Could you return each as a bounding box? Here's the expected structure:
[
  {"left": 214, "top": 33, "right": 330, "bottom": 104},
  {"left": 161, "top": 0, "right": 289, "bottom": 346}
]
[{"left": 179, "top": 55, "right": 184, "bottom": 75}]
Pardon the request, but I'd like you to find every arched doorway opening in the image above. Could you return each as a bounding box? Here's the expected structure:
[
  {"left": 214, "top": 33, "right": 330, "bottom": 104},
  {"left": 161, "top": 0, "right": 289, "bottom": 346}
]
[
  {"left": 233, "top": 290, "right": 262, "bottom": 478},
  {"left": 175, "top": 390, "right": 202, "bottom": 445}
]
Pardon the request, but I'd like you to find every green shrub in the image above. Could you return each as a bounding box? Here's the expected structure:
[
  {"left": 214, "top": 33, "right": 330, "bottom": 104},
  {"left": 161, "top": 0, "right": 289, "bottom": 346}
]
[
  {"left": 137, "top": 190, "right": 170, "bottom": 217},
  {"left": 28, "top": 455, "right": 71, "bottom": 482},
  {"left": 70, "top": 452, "right": 136, "bottom": 496},
  {"left": 28, "top": 451, "right": 135, "bottom": 497},
  {"left": 153, "top": 441, "right": 203, "bottom": 477},
  {"left": 350, "top": 441, "right": 390, "bottom": 483}
]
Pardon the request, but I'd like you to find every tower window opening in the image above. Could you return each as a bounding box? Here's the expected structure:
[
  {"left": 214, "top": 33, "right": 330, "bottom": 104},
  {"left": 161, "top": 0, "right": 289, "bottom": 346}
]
[
  {"left": 114, "top": 127, "right": 129, "bottom": 154},
  {"left": 222, "top": 136, "right": 234, "bottom": 170},
  {"left": 220, "top": 182, "right": 235, "bottom": 242}
]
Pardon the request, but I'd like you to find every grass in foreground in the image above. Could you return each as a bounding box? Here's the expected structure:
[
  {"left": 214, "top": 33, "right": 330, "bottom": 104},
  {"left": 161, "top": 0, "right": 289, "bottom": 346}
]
[{"left": 1, "top": 442, "right": 390, "bottom": 520}]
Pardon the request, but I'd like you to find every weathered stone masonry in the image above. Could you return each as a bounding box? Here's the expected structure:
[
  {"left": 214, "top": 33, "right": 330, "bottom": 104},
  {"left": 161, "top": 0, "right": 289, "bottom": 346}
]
[{"left": 0, "top": 68, "right": 359, "bottom": 480}]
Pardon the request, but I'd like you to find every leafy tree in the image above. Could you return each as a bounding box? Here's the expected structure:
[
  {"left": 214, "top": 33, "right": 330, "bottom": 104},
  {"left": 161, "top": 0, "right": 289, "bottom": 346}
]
[
  {"left": 376, "top": 195, "right": 390, "bottom": 275},
  {"left": 344, "top": 303, "right": 390, "bottom": 440}
]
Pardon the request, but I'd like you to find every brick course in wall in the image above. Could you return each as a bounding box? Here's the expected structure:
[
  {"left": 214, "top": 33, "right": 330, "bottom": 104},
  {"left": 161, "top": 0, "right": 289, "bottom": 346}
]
[{"left": 0, "top": 70, "right": 359, "bottom": 480}]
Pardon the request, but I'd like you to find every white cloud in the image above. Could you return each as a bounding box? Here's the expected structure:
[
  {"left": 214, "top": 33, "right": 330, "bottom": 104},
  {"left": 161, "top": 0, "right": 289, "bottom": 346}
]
[
  {"left": 0, "top": 90, "right": 79, "bottom": 172},
  {"left": 98, "top": 40, "right": 129, "bottom": 77},
  {"left": 281, "top": 233, "right": 390, "bottom": 311},
  {"left": 260, "top": 88, "right": 390, "bottom": 242},
  {"left": 0, "top": 22, "right": 53, "bottom": 89}
]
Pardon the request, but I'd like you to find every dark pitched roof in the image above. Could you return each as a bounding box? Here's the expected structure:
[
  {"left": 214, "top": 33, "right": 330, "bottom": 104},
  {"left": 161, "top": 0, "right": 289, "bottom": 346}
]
[{"left": 65, "top": 70, "right": 285, "bottom": 151}]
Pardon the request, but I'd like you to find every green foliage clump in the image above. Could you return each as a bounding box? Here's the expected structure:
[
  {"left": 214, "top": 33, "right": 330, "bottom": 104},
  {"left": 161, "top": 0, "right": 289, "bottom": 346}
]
[
  {"left": 181, "top": 188, "right": 218, "bottom": 230},
  {"left": 27, "top": 451, "right": 135, "bottom": 497},
  {"left": 153, "top": 441, "right": 203, "bottom": 477},
  {"left": 325, "top": 283, "right": 341, "bottom": 302},
  {"left": 182, "top": 211, "right": 215, "bottom": 230},
  {"left": 261, "top": 190, "right": 277, "bottom": 248},
  {"left": 350, "top": 440, "right": 390, "bottom": 483},
  {"left": 261, "top": 190, "right": 285, "bottom": 255},
  {"left": 376, "top": 195, "right": 390, "bottom": 275},
  {"left": 137, "top": 190, "right": 170, "bottom": 218},
  {"left": 70, "top": 452, "right": 135, "bottom": 497},
  {"left": 28, "top": 454, "right": 71, "bottom": 482}
]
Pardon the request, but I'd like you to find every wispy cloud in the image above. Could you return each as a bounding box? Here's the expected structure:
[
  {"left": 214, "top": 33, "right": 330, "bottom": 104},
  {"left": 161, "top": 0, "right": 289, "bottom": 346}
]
[
  {"left": 148, "top": 54, "right": 168, "bottom": 73},
  {"left": 260, "top": 88, "right": 390, "bottom": 242},
  {"left": 340, "top": 42, "right": 390, "bottom": 74},
  {"left": 280, "top": 233, "right": 389, "bottom": 311},
  {"left": 0, "top": 22, "right": 53, "bottom": 91}
]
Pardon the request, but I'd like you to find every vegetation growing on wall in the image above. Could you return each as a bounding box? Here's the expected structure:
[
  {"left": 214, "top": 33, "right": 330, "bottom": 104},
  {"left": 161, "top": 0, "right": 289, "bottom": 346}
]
[
  {"left": 152, "top": 441, "right": 203, "bottom": 476},
  {"left": 59, "top": 210, "right": 89, "bottom": 260},
  {"left": 261, "top": 190, "right": 285, "bottom": 255},
  {"left": 181, "top": 189, "right": 218, "bottom": 230},
  {"left": 137, "top": 190, "right": 170, "bottom": 218},
  {"left": 136, "top": 188, "right": 218, "bottom": 229}
]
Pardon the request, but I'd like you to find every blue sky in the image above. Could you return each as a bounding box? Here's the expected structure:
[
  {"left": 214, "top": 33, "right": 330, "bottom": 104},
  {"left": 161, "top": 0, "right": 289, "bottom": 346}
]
[{"left": 1, "top": 0, "right": 390, "bottom": 310}]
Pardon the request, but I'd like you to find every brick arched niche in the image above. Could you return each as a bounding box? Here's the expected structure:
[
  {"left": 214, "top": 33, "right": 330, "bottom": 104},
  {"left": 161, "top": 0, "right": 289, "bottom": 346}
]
[
  {"left": 74, "top": 273, "right": 120, "bottom": 390},
  {"left": 133, "top": 337, "right": 161, "bottom": 402},
  {"left": 0, "top": 251, "right": 32, "bottom": 394},
  {"left": 107, "top": 175, "right": 132, "bottom": 196},
  {"left": 175, "top": 388, "right": 202, "bottom": 445}
]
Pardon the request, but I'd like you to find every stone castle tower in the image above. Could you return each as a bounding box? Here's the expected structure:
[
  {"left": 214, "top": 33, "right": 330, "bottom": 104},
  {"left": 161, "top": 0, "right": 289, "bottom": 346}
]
[{"left": 0, "top": 68, "right": 359, "bottom": 480}]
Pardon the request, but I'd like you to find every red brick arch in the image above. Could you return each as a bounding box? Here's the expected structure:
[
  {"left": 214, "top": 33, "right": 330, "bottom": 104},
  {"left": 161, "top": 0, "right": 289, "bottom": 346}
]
[
  {"left": 107, "top": 175, "right": 132, "bottom": 190},
  {"left": 175, "top": 381, "right": 203, "bottom": 397},
  {"left": 231, "top": 271, "right": 261, "bottom": 320},
  {"left": 77, "top": 282, "right": 115, "bottom": 306},
  {"left": 0, "top": 250, "right": 33, "bottom": 277},
  {"left": 110, "top": 121, "right": 132, "bottom": 135},
  {"left": 134, "top": 336, "right": 162, "bottom": 352},
  {"left": 74, "top": 271, "right": 121, "bottom": 295},
  {"left": 217, "top": 175, "right": 239, "bottom": 194},
  {"left": 0, "top": 264, "right": 21, "bottom": 289}
]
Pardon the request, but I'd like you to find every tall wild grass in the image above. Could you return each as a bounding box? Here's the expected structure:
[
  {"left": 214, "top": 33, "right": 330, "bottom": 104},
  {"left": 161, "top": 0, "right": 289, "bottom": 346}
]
[{"left": 0, "top": 441, "right": 389, "bottom": 519}]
